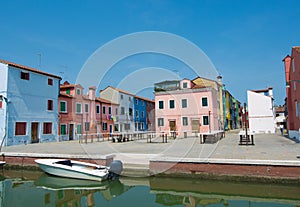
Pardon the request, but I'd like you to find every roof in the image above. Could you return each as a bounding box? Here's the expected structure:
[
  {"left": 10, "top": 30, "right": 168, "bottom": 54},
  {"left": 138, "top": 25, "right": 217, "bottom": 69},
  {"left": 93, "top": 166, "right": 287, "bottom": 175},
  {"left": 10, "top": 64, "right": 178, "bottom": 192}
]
[
  {"left": 60, "top": 81, "right": 83, "bottom": 89},
  {"left": 95, "top": 97, "right": 118, "bottom": 105},
  {"left": 0, "top": 59, "right": 61, "bottom": 80},
  {"left": 59, "top": 93, "right": 73, "bottom": 98},
  {"left": 102, "top": 86, "right": 154, "bottom": 103},
  {"left": 251, "top": 87, "right": 272, "bottom": 93}
]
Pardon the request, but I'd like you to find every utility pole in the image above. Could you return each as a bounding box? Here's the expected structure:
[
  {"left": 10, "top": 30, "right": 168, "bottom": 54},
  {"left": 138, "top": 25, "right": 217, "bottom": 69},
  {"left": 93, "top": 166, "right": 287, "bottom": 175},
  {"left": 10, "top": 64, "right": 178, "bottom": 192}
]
[
  {"left": 244, "top": 102, "right": 248, "bottom": 144},
  {"left": 209, "top": 110, "right": 211, "bottom": 133}
]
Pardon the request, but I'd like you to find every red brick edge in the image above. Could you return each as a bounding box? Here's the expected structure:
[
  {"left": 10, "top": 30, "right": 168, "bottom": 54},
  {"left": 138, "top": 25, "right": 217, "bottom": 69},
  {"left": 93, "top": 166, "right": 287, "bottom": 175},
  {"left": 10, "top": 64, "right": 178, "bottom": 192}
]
[
  {"left": 2, "top": 155, "right": 113, "bottom": 168},
  {"left": 149, "top": 161, "right": 300, "bottom": 178}
]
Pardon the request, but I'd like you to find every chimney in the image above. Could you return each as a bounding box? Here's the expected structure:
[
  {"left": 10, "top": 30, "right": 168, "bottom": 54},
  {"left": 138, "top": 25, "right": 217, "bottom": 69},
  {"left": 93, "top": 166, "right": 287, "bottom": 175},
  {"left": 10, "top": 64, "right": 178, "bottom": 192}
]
[
  {"left": 217, "top": 75, "right": 222, "bottom": 85},
  {"left": 88, "top": 86, "right": 96, "bottom": 100},
  {"left": 268, "top": 87, "right": 273, "bottom": 98}
]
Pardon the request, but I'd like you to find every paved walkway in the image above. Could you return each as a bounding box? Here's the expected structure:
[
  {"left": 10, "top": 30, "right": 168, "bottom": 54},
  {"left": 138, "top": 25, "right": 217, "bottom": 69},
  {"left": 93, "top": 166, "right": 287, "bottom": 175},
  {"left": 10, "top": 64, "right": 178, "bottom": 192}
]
[{"left": 2, "top": 131, "right": 300, "bottom": 168}]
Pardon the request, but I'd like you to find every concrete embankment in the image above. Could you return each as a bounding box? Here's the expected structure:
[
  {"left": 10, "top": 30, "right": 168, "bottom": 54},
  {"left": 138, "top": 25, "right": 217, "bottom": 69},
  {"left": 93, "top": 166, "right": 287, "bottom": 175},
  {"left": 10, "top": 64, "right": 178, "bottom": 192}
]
[{"left": 1, "top": 132, "right": 300, "bottom": 183}]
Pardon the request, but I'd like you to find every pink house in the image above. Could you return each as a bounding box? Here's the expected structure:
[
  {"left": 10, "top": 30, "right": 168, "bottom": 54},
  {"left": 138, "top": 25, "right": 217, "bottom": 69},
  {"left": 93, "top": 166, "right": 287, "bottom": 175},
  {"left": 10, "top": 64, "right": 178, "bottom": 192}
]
[
  {"left": 95, "top": 97, "right": 118, "bottom": 137},
  {"left": 155, "top": 78, "right": 219, "bottom": 137},
  {"left": 58, "top": 81, "right": 118, "bottom": 141}
]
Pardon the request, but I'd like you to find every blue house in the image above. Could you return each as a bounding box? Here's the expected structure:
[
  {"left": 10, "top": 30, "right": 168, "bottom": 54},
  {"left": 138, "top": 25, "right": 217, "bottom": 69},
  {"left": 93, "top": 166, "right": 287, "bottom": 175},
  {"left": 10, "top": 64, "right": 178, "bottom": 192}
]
[
  {"left": 0, "top": 60, "right": 61, "bottom": 146},
  {"left": 134, "top": 96, "right": 147, "bottom": 131},
  {"left": 100, "top": 86, "right": 155, "bottom": 133}
]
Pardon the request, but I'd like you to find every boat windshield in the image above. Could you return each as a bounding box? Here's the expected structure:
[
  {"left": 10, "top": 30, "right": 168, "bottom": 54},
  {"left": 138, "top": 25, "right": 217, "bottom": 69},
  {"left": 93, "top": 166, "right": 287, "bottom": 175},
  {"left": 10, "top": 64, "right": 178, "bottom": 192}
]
[{"left": 55, "top": 160, "right": 72, "bottom": 166}]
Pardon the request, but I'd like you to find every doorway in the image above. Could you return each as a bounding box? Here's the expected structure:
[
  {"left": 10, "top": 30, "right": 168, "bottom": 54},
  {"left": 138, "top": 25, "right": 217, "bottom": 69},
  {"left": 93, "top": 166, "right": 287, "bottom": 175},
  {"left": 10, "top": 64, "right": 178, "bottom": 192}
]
[
  {"left": 192, "top": 119, "right": 200, "bottom": 132},
  {"left": 31, "top": 122, "right": 39, "bottom": 143},
  {"left": 69, "top": 124, "right": 74, "bottom": 140},
  {"left": 169, "top": 120, "right": 176, "bottom": 131}
]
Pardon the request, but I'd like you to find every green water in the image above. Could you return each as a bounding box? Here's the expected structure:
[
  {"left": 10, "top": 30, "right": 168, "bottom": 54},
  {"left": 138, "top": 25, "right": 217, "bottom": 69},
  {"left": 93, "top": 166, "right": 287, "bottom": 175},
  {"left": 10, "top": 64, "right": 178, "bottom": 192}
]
[{"left": 0, "top": 170, "right": 299, "bottom": 207}]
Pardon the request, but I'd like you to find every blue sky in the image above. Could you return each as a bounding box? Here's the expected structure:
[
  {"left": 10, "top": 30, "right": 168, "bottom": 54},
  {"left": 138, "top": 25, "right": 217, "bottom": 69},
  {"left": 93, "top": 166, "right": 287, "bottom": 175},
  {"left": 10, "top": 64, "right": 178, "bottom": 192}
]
[{"left": 0, "top": 0, "right": 299, "bottom": 105}]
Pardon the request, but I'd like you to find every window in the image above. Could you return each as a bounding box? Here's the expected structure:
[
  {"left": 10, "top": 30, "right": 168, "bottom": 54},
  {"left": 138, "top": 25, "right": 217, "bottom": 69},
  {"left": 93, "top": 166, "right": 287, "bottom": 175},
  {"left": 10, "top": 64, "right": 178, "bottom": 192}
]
[
  {"left": 135, "top": 99, "right": 138, "bottom": 105},
  {"left": 66, "top": 89, "right": 71, "bottom": 95},
  {"left": 159, "top": 101, "right": 164, "bottom": 109},
  {"left": 129, "top": 108, "right": 133, "bottom": 116},
  {"left": 60, "top": 101, "right": 67, "bottom": 112},
  {"left": 203, "top": 116, "right": 209, "bottom": 125},
  {"left": 121, "top": 94, "right": 123, "bottom": 99},
  {"left": 48, "top": 78, "right": 53, "bottom": 86},
  {"left": 96, "top": 105, "right": 100, "bottom": 114},
  {"left": 116, "top": 108, "right": 118, "bottom": 115},
  {"left": 121, "top": 107, "right": 125, "bottom": 115},
  {"left": 183, "top": 82, "right": 187, "bottom": 88},
  {"left": 142, "top": 111, "right": 144, "bottom": 118},
  {"left": 182, "top": 99, "right": 187, "bottom": 108},
  {"left": 158, "top": 118, "right": 164, "bottom": 126},
  {"left": 76, "top": 103, "right": 82, "bottom": 114},
  {"left": 60, "top": 124, "right": 67, "bottom": 135},
  {"left": 124, "top": 123, "right": 130, "bottom": 130},
  {"left": 85, "top": 104, "right": 89, "bottom": 113},
  {"left": 136, "top": 110, "right": 139, "bottom": 118},
  {"left": 114, "top": 124, "right": 119, "bottom": 132},
  {"left": 292, "top": 58, "right": 295, "bottom": 72},
  {"left": 129, "top": 97, "right": 132, "bottom": 101},
  {"left": 76, "top": 88, "right": 81, "bottom": 95},
  {"left": 296, "top": 101, "right": 300, "bottom": 118},
  {"left": 102, "top": 122, "right": 108, "bottom": 130},
  {"left": 43, "top": 122, "right": 52, "bottom": 134},
  {"left": 20, "top": 71, "right": 29, "bottom": 80},
  {"left": 169, "top": 100, "right": 175, "bottom": 109},
  {"left": 202, "top": 97, "right": 208, "bottom": 107},
  {"left": 15, "top": 122, "right": 26, "bottom": 135},
  {"left": 142, "top": 100, "right": 144, "bottom": 106},
  {"left": 294, "top": 82, "right": 297, "bottom": 91},
  {"left": 47, "top": 100, "right": 53, "bottom": 111},
  {"left": 85, "top": 122, "right": 90, "bottom": 131},
  {"left": 77, "top": 124, "right": 82, "bottom": 134},
  {"left": 109, "top": 107, "right": 112, "bottom": 115},
  {"left": 102, "top": 106, "right": 106, "bottom": 114},
  {"left": 182, "top": 117, "right": 188, "bottom": 126}
]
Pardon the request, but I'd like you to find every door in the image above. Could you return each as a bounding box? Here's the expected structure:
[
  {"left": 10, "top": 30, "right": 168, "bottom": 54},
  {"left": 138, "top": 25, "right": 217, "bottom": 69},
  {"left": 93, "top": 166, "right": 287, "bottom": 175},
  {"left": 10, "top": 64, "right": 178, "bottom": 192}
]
[
  {"left": 69, "top": 124, "right": 74, "bottom": 140},
  {"left": 31, "top": 123, "right": 39, "bottom": 143},
  {"left": 169, "top": 120, "right": 176, "bottom": 131},
  {"left": 192, "top": 119, "right": 200, "bottom": 132},
  {"left": 109, "top": 125, "right": 113, "bottom": 134}
]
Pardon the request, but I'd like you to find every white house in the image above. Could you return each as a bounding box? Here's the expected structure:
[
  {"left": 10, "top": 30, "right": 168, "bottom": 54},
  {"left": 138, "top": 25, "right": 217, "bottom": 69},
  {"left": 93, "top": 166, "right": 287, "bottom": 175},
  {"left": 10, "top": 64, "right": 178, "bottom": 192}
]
[
  {"left": 247, "top": 87, "right": 276, "bottom": 133},
  {"left": 0, "top": 60, "right": 61, "bottom": 146},
  {"left": 100, "top": 86, "right": 135, "bottom": 133}
]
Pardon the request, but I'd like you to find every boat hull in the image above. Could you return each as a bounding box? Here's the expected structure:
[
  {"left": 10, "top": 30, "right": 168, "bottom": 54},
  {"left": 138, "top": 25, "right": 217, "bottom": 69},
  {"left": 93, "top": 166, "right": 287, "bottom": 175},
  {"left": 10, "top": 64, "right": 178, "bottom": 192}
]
[{"left": 35, "top": 159, "right": 109, "bottom": 182}]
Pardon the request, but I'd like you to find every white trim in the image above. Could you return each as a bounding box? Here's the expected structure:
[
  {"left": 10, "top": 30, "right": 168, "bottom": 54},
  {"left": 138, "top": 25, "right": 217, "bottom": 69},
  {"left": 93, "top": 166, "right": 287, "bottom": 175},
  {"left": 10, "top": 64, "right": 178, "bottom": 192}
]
[
  {"left": 75, "top": 102, "right": 82, "bottom": 114},
  {"left": 201, "top": 96, "right": 209, "bottom": 107},
  {"left": 60, "top": 124, "right": 67, "bottom": 135},
  {"left": 202, "top": 115, "right": 209, "bottom": 125},
  {"left": 59, "top": 101, "right": 67, "bottom": 113}
]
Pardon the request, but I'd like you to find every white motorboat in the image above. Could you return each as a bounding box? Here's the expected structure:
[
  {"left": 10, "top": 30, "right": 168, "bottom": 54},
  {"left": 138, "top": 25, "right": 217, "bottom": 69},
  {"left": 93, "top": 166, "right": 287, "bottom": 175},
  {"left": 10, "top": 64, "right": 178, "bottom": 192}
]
[{"left": 35, "top": 159, "right": 123, "bottom": 182}]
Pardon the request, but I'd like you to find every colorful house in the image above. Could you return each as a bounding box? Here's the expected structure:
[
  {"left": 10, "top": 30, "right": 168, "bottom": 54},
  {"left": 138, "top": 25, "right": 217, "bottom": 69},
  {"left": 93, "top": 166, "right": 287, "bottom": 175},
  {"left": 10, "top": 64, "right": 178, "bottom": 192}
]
[
  {"left": 100, "top": 86, "right": 155, "bottom": 133},
  {"left": 154, "top": 78, "right": 219, "bottom": 136},
  {"left": 222, "top": 88, "right": 241, "bottom": 130},
  {"left": 58, "top": 81, "right": 118, "bottom": 140},
  {"left": 283, "top": 46, "right": 300, "bottom": 139},
  {"left": 192, "top": 76, "right": 224, "bottom": 129},
  {"left": 0, "top": 60, "right": 61, "bottom": 146},
  {"left": 247, "top": 88, "right": 275, "bottom": 133}
]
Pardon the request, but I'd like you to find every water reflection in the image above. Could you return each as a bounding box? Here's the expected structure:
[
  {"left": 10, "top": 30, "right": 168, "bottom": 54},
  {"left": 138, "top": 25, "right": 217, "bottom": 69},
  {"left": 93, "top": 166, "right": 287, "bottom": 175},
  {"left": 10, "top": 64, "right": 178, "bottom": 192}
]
[{"left": 0, "top": 171, "right": 299, "bottom": 207}]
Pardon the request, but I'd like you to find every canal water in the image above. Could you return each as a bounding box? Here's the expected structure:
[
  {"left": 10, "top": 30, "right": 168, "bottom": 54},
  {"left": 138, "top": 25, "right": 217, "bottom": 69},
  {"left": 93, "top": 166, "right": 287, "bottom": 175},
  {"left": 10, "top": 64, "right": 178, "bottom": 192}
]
[{"left": 0, "top": 170, "right": 299, "bottom": 207}]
